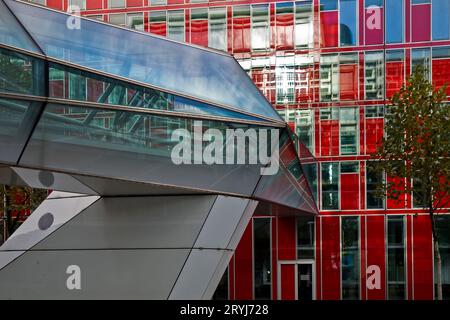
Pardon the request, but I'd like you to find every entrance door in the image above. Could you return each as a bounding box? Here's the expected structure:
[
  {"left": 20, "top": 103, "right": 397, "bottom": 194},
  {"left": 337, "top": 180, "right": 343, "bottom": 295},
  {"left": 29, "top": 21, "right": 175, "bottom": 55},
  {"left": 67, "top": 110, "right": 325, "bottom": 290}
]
[{"left": 278, "top": 260, "right": 315, "bottom": 300}]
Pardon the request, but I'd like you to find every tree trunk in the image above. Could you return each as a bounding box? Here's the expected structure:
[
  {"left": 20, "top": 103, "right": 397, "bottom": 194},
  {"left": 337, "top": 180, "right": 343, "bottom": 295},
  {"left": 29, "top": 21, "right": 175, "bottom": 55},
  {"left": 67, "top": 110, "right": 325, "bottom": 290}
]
[
  {"left": 430, "top": 210, "right": 443, "bottom": 300},
  {"left": 434, "top": 238, "right": 443, "bottom": 300}
]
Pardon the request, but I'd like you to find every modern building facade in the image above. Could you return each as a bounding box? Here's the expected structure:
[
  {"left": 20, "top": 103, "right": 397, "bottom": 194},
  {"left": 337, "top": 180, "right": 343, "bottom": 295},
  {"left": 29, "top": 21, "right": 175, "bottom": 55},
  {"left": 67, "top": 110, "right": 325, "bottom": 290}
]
[
  {"left": 16, "top": 0, "right": 450, "bottom": 300},
  {"left": 0, "top": 0, "right": 321, "bottom": 299}
]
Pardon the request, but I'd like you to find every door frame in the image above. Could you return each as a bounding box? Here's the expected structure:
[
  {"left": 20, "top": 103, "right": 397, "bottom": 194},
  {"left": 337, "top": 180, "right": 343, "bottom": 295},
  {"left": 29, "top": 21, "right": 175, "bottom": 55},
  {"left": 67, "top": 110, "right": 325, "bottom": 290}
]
[{"left": 277, "top": 259, "right": 316, "bottom": 300}]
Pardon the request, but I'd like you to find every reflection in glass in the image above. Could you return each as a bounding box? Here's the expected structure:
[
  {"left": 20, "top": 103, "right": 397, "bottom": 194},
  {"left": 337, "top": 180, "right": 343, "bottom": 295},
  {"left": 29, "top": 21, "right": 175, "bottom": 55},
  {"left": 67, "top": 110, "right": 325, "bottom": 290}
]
[
  {"left": 386, "top": 0, "right": 404, "bottom": 43},
  {"left": 339, "top": 0, "right": 357, "bottom": 46},
  {"left": 432, "top": 0, "right": 450, "bottom": 40},
  {"left": 48, "top": 63, "right": 265, "bottom": 122},
  {"left": 251, "top": 5, "right": 270, "bottom": 51},
  {"left": 0, "top": 47, "right": 45, "bottom": 96},
  {"left": 321, "top": 162, "right": 339, "bottom": 210},
  {"left": 365, "top": 51, "right": 384, "bottom": 100},
  {"left": 0, "top": 98, "right": 43, "bottom": 164},
  {"left": 341, "top": 216, "right": 360, "bottom": 299},
  {"left": 340, "top": 107, "right": 358, "bottom": 155},
  {"left": 295, "top": 1, "right": 313, "bottom": 48},
  {"left": 6, "top": 0, "right": 281, "bottom": 120},
  {"left": 295, "top": 109, "right": 314, "bottom": 154},
  {"left": 127, "top": 13, "right": 144, "bottom": 31},
  {"left": 320, "top": 54, "right": 339, "bottom": 101},
  {"left": 412, "top": 48, "right": 431, "bottom": 79},
  {"left": 209, "top": 7, "right": 227, "bottom": 51},
  {"left": 276, "top": 56, "right": 295, "bottom": 104},
  {"left": 168, "top": 10, "right": 185, "bottom": 42}
]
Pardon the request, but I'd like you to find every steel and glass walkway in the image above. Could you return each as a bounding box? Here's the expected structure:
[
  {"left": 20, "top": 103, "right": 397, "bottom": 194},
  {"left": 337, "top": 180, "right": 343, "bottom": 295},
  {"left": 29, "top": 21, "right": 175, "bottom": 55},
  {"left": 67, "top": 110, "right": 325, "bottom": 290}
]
[{"left": 0, "top": 0, "right": 317, "bottom": 299}]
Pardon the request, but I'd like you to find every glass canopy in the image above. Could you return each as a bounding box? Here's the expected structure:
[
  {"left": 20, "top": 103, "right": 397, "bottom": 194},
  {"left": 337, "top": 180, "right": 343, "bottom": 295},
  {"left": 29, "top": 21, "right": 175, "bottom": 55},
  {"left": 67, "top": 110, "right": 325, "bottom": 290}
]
[
  {"left": 5, "top": 0, "right": 283, "bottom": 122},
  {"left": 0, "top": 0, "right": 317, "bottom": 215}
]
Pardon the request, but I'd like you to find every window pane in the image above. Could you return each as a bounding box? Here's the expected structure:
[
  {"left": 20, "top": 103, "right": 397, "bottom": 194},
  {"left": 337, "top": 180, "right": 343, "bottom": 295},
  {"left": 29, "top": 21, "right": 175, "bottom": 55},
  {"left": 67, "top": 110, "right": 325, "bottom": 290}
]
[
  {"left": 340, "top": 107, "right": 358, "bottom": 155},
  {"left": 69, "top": 0, "right": 85, "bottom": 10},
  {"left": 168, "top": 10, "right": 185, "bottom": 42},
  {"left": 150, "top": 0, "right": 166, "bottom": 5},
  {"left": 127, "top": 13, "right": 144, "bottom": 31},
  {"left": 341, "top": 161, "right": 359, "bottom": 173},
  {"left": 435, "top": 215, "right": 450, "bottom": 299},
  {"left": 321, "top": 162, "right": 339, "bottom": 210},
  {"left": 366, "top": 162, "right": 385, "bottom": 209},
  {"left": 297, "top": 216, "right": 315, "bottom": 259},
  {"left": 209, "top": 7, "right": 227, "bottom": 51},
  {"left": 109, "top": 0, "right": 125, "bottom": 8},
  {"left": 296, "top": 109, "right": 314, "bottom": 153},
  {"left": 432, "top": 0, "right": 450, "bottom": 40},
  {"left": 252, "top": 5, "right": 269, "bottom": 51},
  {"left": 303, "top": 163, "right": 318, "bottom": 203},
  {"left": 341, "top": 216, "right": 360, "bottom": 299},
  {"left": 365, "top": 51, "right": 384, "bottom": 100},
  {"left": 253, "top": 218, "right": 271, "bottom": 299},
  {"left": 386, "top": 0, "right": 404, "bottom": 43},
  {"left": 387, "top": 216, "right": 406, "bottom": 300},
  {"left": 295, "top": 1, "right": 313, "bottom": 48},
  {"left": 109, "top": 13, "right": 126, "bottom": 27},
  {"left": 412, "top": 48, "right": 431, "bottom": 78},
  {"left": 320, "top": 0, "right": 338, "bottom": 11},
  {"left": 0, "top": 47, "right": 45, "bottom": 96},
  {"left": 339, "top": 0, "right": 357, "bottom": 46},
  {"left": 320, "top": 54, "right": 339, "bottom": 101},
  {"left": 276, "top": 56, "right": 295, "bottom": 104}
]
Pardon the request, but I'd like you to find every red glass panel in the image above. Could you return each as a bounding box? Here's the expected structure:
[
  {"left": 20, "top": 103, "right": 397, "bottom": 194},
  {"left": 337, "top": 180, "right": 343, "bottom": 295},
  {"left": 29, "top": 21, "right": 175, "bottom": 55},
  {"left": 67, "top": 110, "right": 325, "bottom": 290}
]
[
  {"left": 190, "top": 20, "right": 208, "bottom": 47},
  {"left": 341, "top": 174, "right": 359, "bottom": 210},
  {"left": 167, "top": 0, "right": 183, "bottom": 4},
  {"left": 150, "top": 22, "right": 166, "bottom": 37},
  {"left": 321, "top": 217, "right": 340, "bottom": 300},
  {"left": 432, "top": 59, "right": 450, "bottom": 96},
  {"left": 126, "top": 0, "right": 142, "bottom": 7},
  {"left": 386, "top": 61, "right": 404, "bottom": 99},
  {"left": 340, "top": 64, "right": 358, "bottom": 101},
  {"left": 386, "top": 176, "right": 406, "bottom": 209},
  {"left": 365, "top": 118, "right": 383, "bottom": 155},
  {"left": 320, "top": 11, "right": 338, "bottom": 48},
  {"left": 280, "top": 264, "right": 296, "bottom": 300},
  {"left": 234, "top": 222, "right": 253, "bottom": 300},
  {"left": 412, "top": 4, "right": 431, "bottom": 42},
  {"left": 320, "top": 120, "right": 339, "bottom": 156},
  {"left": 366, "top": 215, "right": 386, "bottom": 300},
  {"left": 364, "top": 7, "right": 384, "bottom": 45},
  {"left": 413, "top": 215, "right": 433, "bottom": 300},
  {"left": 278, "top": 217, "right": 296, "bottom": 260},
  {"left": 46, "top": 0, "right": 63, "bottom": 10},
  {"left": 276, "top": 13, "right": 294, "bottom": 50}
]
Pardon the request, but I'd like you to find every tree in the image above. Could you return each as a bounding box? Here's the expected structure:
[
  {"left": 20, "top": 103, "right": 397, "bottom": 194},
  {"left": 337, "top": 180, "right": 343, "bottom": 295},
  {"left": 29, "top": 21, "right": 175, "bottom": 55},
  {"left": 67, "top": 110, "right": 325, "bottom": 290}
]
[
  {"left": 0, "top": 185, "right": 48, "bottom": 245},
  {"left": 372, "top": 66, "right": 450, "bottom": 300}
]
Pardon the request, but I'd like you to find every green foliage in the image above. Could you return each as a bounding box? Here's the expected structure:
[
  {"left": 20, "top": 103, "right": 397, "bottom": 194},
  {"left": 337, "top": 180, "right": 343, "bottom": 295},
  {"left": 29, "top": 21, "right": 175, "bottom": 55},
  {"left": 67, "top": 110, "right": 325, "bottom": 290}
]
[{"left": 372, "top": 66, "right": 450, "bottom": 212}]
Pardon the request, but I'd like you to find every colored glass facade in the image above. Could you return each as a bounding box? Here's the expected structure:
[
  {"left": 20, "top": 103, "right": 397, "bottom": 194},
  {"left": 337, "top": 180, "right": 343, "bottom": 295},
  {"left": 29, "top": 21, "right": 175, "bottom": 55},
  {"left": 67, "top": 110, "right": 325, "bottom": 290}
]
[{"left": 37, "top": 0, "right": 450, "bottom": 300}]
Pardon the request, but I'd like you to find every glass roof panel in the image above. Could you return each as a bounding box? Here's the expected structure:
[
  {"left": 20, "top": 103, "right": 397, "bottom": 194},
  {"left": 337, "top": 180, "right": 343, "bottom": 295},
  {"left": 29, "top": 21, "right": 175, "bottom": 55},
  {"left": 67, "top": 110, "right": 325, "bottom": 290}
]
[
  {"left": 0, "top": 0, "right": 42, "bottom": 54},
  {"left": 6, "top": 0, "right": 282, "bottom": 121}
]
